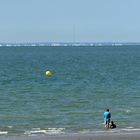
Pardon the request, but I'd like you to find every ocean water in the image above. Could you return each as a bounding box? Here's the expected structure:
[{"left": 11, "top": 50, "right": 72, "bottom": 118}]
[{"left": 0, "top": 46, "right": 140, "bottom": 135}]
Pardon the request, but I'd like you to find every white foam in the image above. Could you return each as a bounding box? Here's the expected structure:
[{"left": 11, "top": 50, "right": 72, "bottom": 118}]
[
  {"left": 0, "top": 131, "right": 8, "bottom": 135},
  {"left": 25, "top": 130, "right": 47, "bottom": 135},
  {"left": 121, "top": 128, "right": 140, "bottom": 131},
  {"left": 32, "top": 128, "right": 41, "bottom": 131},
  {"left": 125, "top": 110, "right": 131, "bottom": 113},
  {"left": 24, "top": 128, "right": 65, "bottom": 135},
  {"left": 7, "top": 126, "right": 13, "bottom": 128},
  {"left": 126, "top": 127, "right": 134, "bottom": 129}
]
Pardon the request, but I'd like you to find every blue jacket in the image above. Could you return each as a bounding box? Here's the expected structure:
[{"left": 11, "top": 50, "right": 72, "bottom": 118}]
[{"left": 104, "top": 111, "right": 111, "bottom": 120}]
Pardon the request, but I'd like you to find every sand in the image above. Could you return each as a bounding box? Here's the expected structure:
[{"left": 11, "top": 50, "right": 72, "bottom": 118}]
[{"left": 0, "top": 132, "right": 139, "bottom": 140}]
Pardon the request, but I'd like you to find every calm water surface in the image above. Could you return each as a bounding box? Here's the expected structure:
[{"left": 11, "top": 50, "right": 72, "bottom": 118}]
[{"left": 0, "top": 46, "right": 140, "bottom": 135}]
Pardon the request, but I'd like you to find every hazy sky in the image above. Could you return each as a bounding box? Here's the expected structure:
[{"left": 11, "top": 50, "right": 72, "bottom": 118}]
[{"left": 0, "top": 0, "right": 140, "bottom": 42}]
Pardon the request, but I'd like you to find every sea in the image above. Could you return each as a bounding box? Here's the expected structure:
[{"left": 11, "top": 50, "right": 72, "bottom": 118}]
[{"left": 0, "top": 46, "right": 140, "bottom": 136}]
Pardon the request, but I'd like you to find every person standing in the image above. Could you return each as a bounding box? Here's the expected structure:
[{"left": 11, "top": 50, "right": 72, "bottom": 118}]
[{"left": 104, "top": 109, "right": 111, "bottom": 128}]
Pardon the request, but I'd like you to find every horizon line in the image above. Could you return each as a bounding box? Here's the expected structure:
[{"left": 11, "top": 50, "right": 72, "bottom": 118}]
[{"left": 1, "top": 42, "right": 140, "bottom": 44}]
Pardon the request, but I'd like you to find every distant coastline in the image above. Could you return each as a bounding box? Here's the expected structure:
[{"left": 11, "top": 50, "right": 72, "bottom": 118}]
[{"left": 1, "top": 42, "right": 140, "bottom": 47}]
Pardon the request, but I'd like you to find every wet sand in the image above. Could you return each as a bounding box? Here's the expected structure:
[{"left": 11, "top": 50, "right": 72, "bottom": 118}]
[{"left": 0, "top": 132, "right": 140, "bottom": 140}]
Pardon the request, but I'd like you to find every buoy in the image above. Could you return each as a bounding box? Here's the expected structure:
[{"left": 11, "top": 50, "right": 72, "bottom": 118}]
[{"left": 46, "top": 70, "right": 52, "bottom": 77}]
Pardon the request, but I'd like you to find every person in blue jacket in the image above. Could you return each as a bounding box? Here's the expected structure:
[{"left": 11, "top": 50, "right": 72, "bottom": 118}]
[{"left": 104, "top": 109, "right": 111, "bottom": 128}]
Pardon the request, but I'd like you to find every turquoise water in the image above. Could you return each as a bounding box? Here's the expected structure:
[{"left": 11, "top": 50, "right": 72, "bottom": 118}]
[{"left": 0, "top": 46, "right": 140, "bottom": 135}]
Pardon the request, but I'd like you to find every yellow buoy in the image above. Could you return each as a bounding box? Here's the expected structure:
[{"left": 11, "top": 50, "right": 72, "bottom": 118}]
[{"left": 46, "top": 70, "right": 52, "bottom": 77}]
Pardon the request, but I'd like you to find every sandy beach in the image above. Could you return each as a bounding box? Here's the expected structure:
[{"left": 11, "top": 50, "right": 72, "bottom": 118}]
[{"left": 0, "top": 132, "right": 140, "bottom": 140}]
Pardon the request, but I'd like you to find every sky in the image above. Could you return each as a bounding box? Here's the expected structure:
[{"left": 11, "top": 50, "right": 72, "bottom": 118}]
[{"left": 0, "top": 0, "right": 140, "bottom": 43}]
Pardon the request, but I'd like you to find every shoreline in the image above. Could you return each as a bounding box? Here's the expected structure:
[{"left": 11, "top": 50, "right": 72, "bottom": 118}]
[{"left": 0, "top": 131, "right": 140, "bottom": 140}]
